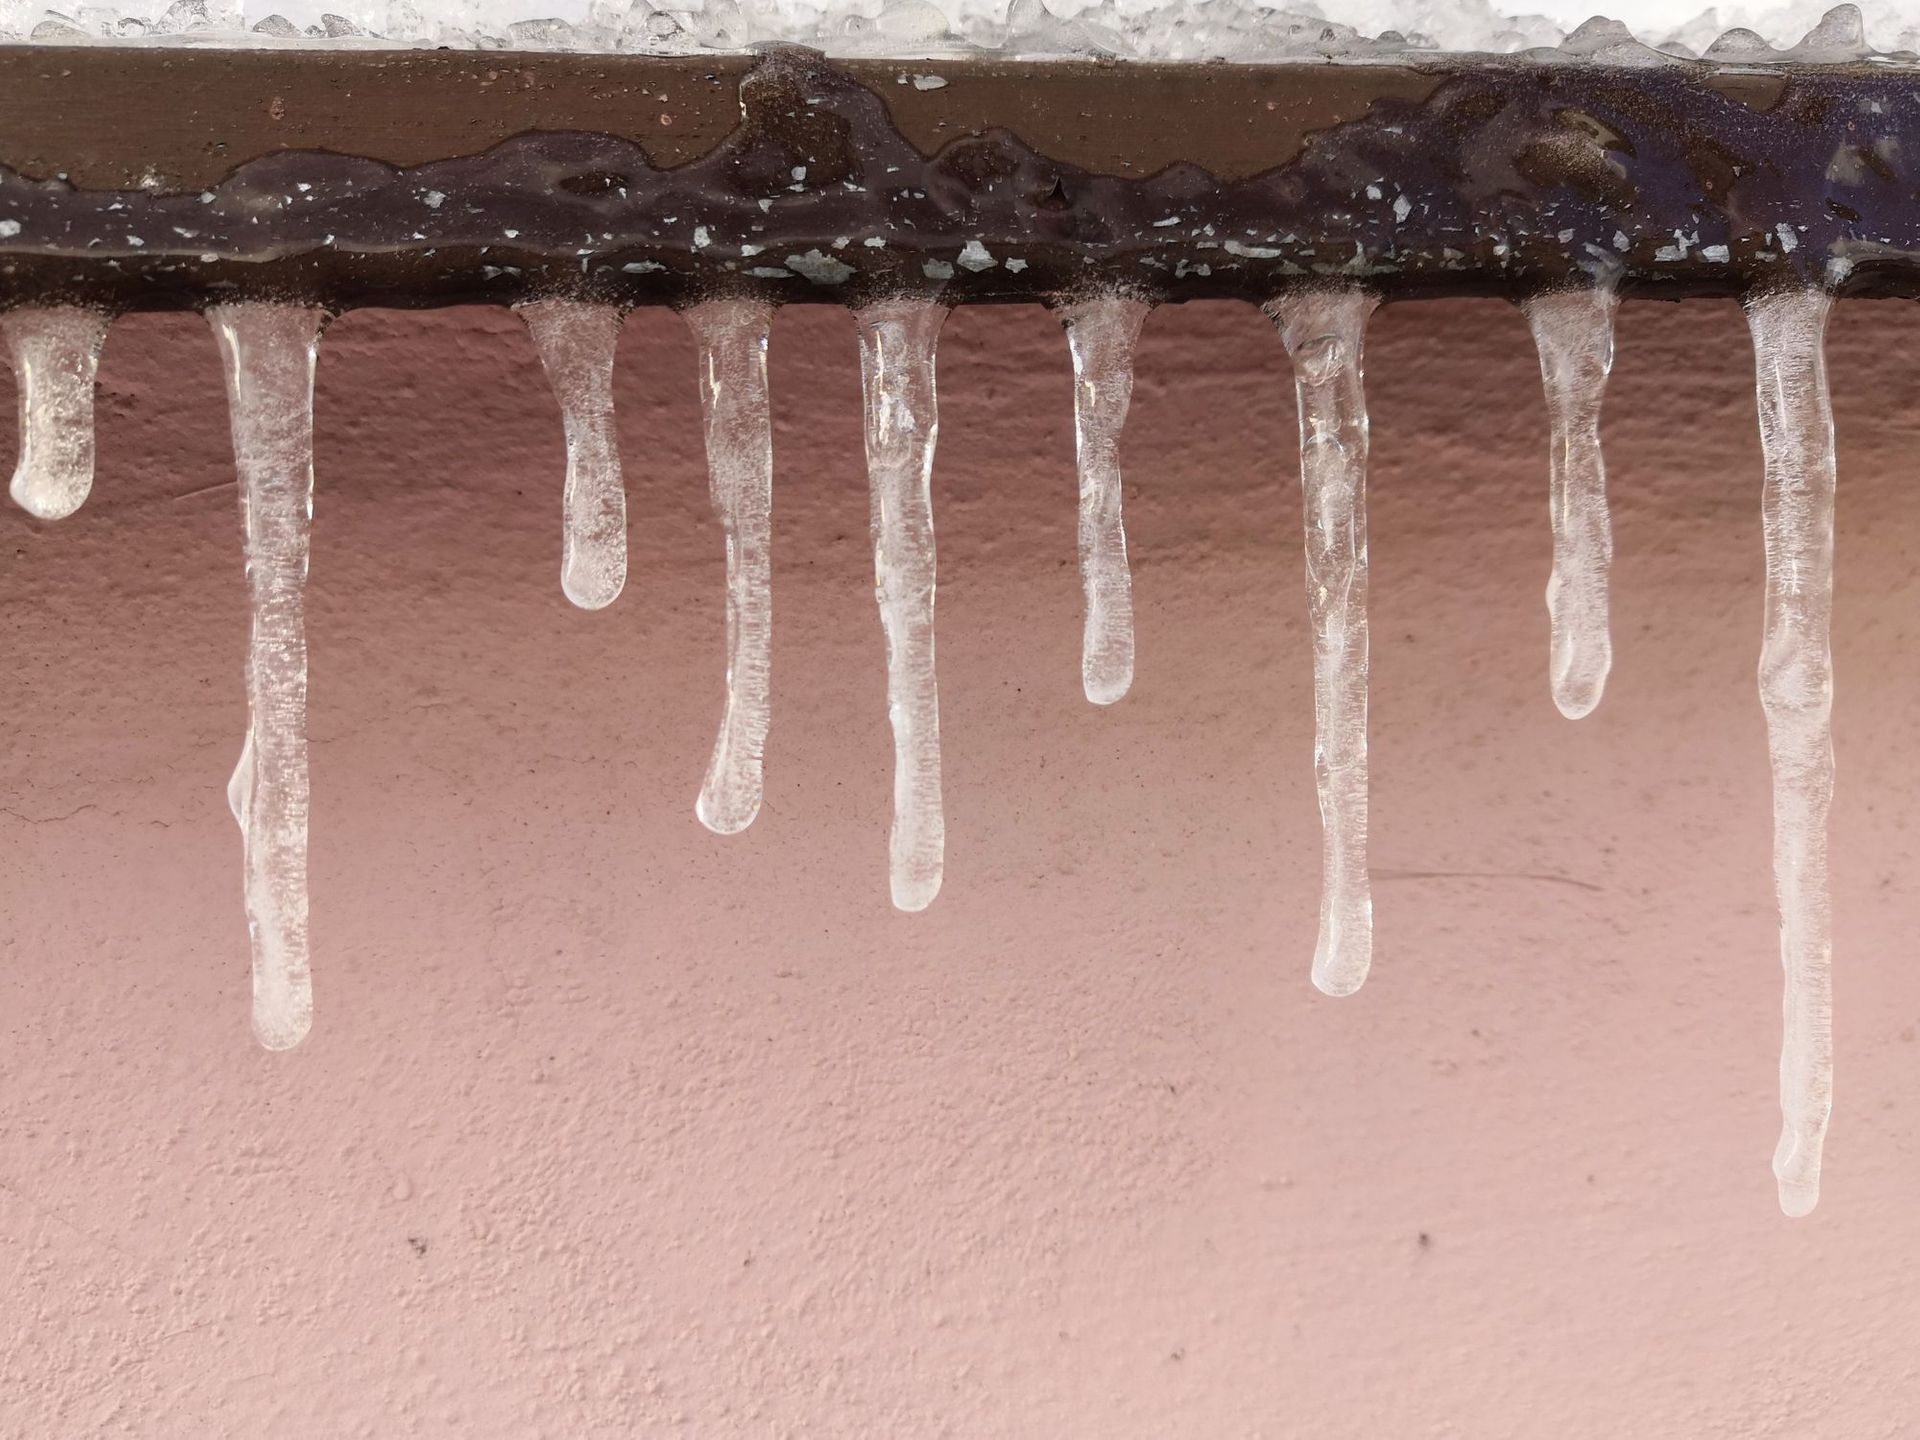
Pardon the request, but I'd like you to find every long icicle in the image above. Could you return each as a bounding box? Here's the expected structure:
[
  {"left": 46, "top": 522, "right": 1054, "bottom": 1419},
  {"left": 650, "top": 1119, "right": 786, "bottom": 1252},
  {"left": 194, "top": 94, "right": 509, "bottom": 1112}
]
[
  {"left": 1058, "top": 295, "right": 1150, "bottom": 706},
  {"left": 855, "top": 299, "right": 948, "bottom": 912},
  {"left": 1523, "top": 285, "right": 1618, "bottom": 719},
  {"left": 1745, "top": 288, "right": 1838, "bottom": 1218},
  {"left": 209, "top": 303, "right": 327, "bottom": 1052},
  {"left": 520, "top": 299, "right": 629, "bottom": 610},
  {"left": 1266, "top": 289, "right": 1378, "bottom": 998},
  {"left": 686, "top": 298, "right": 776, "bottom": 835},
  {"left": 5, "top": 306, "right": 113, "bottom": 520}
]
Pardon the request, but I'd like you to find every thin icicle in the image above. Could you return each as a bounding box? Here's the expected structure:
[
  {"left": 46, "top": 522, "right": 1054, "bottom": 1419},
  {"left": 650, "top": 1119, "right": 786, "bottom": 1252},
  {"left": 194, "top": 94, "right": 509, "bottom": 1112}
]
[
  {"left": 1524, "top": 285, "right": 1618, "bottom": 719},
  {"left": 520, "top": 299, "right": 628, "bottom": 610},
  {"left": 209, "top": 303, "right": 327, "bottom": 1053},
  {"left": 1059, "top": 295, "right": 1150, "bottom": 706},
  {"left": 855, "top": 298, "right": 947, "bottom": 912},
  {"left": 1745, "top": 288, "right": 1837, "bottom": 1219},
  {"left": 1266, "top": 289, "right": 1377, "bottom": 998},
  {"left": 4, "top": 306, "right": 112, "bottom": 520},
  {"left": 686, "top": 298, "right": 775, "bottom": 835}
]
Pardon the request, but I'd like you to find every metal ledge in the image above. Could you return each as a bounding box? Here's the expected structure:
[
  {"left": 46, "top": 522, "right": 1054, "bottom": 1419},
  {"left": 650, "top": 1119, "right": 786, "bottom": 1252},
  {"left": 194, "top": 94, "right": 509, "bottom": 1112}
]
[{"left": 0, "top": 44, "right": 1909, "bottom": 308}]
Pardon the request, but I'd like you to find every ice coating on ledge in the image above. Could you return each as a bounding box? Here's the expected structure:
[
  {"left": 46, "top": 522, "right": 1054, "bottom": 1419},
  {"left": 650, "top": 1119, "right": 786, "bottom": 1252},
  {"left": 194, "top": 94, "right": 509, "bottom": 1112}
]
[{"left": 10, "top": 0, "right": 1920, "bottom": 63}]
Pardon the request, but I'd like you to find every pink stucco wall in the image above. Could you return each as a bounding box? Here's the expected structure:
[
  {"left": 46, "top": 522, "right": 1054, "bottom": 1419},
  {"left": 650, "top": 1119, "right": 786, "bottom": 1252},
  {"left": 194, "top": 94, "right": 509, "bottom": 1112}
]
[{"left": 3, "top": 298, "right": 1918, "bottom": 1435}]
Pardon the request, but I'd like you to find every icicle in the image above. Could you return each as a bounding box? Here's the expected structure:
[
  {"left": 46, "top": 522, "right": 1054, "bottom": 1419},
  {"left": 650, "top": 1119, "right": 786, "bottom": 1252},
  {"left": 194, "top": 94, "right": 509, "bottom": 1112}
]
[
  {"left": 4, "top": 306, "right": 112, "bottom": 521},
  {"left": 1745, "top": 289, "right": 1838, "bottom": 1218},
  {"left": 1523, "top": 286, "right": 1618, "bottom": 719},
  {"left": 1058, "top": 295, "right": 1150, "bottom": 706},
  {"left": 855, "top": 298, "right": 948, "bottom": 912},
  {"left": 519, "top": 299, "right": 629, "bottom": 610},
  {"left": 208, "top": 303, "right": 327, "bottom": 1053},
  {"left": 685, "top": 298, "right": 776, "bottom": 835},
  {"left": 1265, "top": 289, "right": 1377, "bottom": 998}
]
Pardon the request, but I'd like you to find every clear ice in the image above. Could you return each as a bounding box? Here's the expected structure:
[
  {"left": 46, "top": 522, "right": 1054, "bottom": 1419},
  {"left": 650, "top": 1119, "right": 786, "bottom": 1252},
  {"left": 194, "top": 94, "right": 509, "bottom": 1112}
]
[
  {"left": 4, "top": 306, "right": 113, "bottom": 521},
  {"left": 686, "top": 298, "right": 776, "bottom": 836},
  {"left": 1745, "top": 288, "right": 1838, "bottom": 1219},
  {"left": 209, "top": 303, "right": 327, "bottom": 1053},
  {"left": 1524, "top": 285, "right": 1618, "bottom": 719},
  {"left": 520, "top": 299, "right": 629, "bottom": 611},
  {"left": 855, "top": 299, "right": 948, "bottom": 912},
  {"left": 1059, "top": 295, "right": 1150, "bottom": 706},
  {"left": 1266, "top": 290, "right": 1377, "bottom": 998}
]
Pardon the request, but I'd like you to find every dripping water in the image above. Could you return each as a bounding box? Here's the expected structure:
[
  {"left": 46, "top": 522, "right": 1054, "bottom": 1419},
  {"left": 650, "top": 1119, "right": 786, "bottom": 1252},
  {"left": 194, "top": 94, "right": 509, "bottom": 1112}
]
[
  {"left": 1523, "top": 285, "right": 1618, "bottom": 719},
  {"left": 686, "top": 298, "right": 776, "bottom": 836},
  {"left": 855, "top": 299, "right": 948, "bottom": 912},
  {"left": 1266, "top": 290, "right": 1377, "bottom": 998},
  {"left": 1058, "top": 295, "right": 1150, "bottom": 706},
  {"left": 209, "top": 303, "right": 327, "bottom": 1053},
  {"left": 4, "top": 306, "right": 112, "bottom": 521},
  {"left": 520, "top": 299, "right": 629, "bottom": 610},
  {"left": 1745, "top": 288, "right": 1838, "bottom": 1219}
]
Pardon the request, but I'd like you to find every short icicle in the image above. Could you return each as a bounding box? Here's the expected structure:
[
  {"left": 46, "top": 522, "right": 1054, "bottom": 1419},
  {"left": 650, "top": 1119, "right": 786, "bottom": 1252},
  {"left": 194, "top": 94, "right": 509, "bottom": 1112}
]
[
  {"left": 1058, "top": 295, "right": 1150, "bottom": 706},
  {"left": 685, "top": 298, "right": 776, "bottom": 835},
  {"left": 1523, "top": 285, "right": 1618, "bottom": 719},
  {"left": 520, "top": 299, "right": 629, "bottom": 610},
  {"left": 1265, "top": 289, "right": 1378, "bottom": 998},
  {"left": 209, "top": 303, "right": 328, "bottom": 1052},
  {"left": 1745, "top": 288, "right": 1838, "bottom": 1218},
  {"left": 855, "top": 299, "right": 948, "bottom": 912},
  {"left": 4, "top": 306, "right": 113, "bottom": 520}
]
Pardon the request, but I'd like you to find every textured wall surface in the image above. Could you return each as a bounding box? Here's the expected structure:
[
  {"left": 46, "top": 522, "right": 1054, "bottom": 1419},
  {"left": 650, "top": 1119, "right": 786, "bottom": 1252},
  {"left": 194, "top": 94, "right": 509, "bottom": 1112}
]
[{"left": 3, "top": 298, "right": 1918, "bottom": 1437}]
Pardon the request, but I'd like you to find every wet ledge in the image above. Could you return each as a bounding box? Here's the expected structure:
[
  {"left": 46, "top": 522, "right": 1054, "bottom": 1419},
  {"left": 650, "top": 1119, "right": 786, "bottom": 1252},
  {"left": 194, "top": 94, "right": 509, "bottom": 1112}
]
[{"left": 0, "top": 43, "right": 1912, "bottom": 308}]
